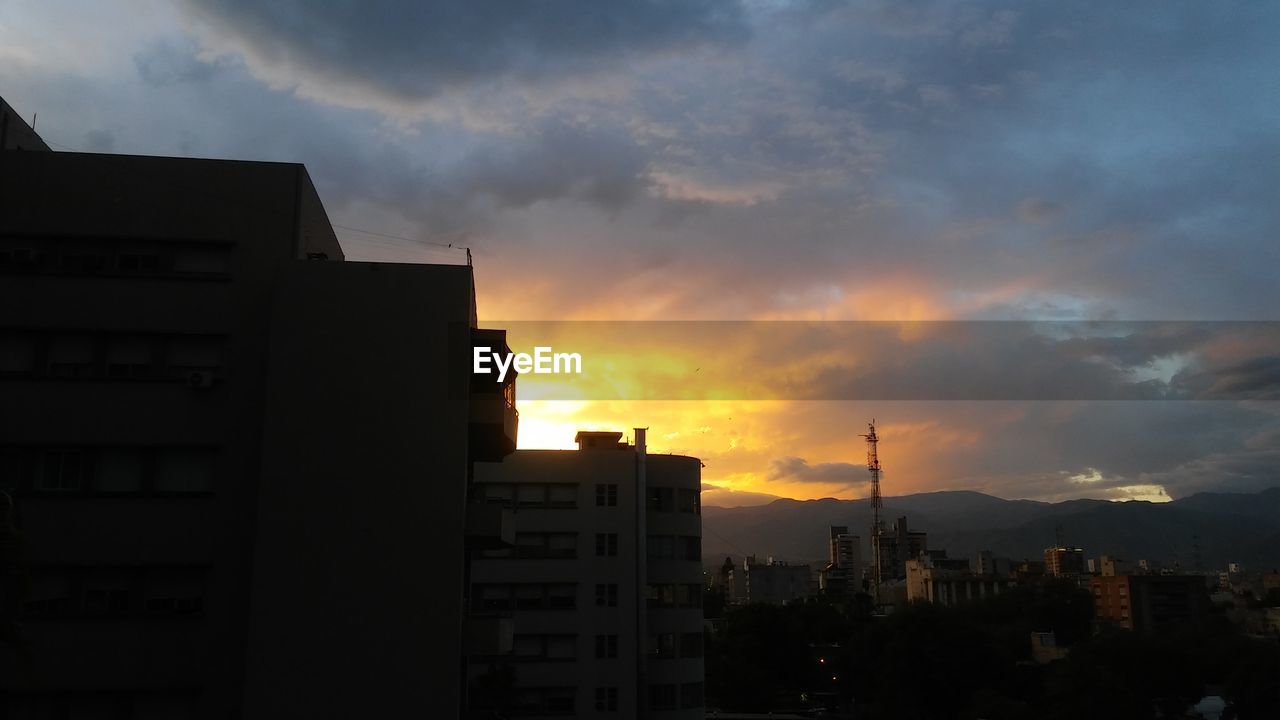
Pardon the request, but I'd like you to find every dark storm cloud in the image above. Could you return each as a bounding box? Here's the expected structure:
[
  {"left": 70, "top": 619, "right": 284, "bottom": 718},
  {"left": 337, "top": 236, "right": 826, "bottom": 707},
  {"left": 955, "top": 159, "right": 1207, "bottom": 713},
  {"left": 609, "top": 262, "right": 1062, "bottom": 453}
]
[
  {"left": 179, "top": 0, "right": 748, "bottom": 100},
  {"left": 766, "top": 456, "right": 868, "bottom": 489},
  {"left": 134, "top": 38, "right": 223, "bottom": 86}
]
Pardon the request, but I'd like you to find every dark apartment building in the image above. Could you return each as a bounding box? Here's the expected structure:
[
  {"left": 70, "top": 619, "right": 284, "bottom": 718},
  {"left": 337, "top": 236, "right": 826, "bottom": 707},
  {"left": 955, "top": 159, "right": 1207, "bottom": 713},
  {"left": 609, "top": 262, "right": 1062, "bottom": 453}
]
[
  {"left": 0, "top": 106, "right": 518, "bottom": 718},
  {"left": 1091, "top": 574, "right": 1212, "bottom": 635},
  {"left": 872, "top": 515, "right": 928, "bottom": 583},
  {"left": 470, "top": 430, "right": 705, "bottom": 720}
]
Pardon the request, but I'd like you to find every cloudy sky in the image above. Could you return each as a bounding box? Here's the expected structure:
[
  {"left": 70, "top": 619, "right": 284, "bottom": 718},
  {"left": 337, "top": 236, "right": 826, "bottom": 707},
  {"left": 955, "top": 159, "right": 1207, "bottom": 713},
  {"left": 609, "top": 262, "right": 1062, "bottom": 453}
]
[{"left": 4, "top": 0, "right": 1277, "bottom": 505}]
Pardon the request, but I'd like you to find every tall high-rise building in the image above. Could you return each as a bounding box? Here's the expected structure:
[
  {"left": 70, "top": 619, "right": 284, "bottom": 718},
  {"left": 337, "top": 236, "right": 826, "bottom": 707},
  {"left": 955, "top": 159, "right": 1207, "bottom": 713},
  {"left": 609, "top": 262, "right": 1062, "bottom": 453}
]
[
  {"left": 872, "top": 516, "right": 928, "bottom": 583},
  {"left": 818, "top": 525, "right": 862, "bottom": 598},
  {"left": 469, "top": 430, "right": 705, "bottom": 720},
  {"left": 0, "top": 113, "right": 518, "bottom": 718}
]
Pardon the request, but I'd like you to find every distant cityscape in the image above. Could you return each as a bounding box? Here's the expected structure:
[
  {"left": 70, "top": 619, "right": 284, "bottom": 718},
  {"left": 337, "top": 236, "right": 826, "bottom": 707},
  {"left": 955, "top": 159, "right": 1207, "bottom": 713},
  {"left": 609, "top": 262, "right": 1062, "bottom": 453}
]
[{"left": 4, "top": 92, "right": 1279, "bottom": 720}]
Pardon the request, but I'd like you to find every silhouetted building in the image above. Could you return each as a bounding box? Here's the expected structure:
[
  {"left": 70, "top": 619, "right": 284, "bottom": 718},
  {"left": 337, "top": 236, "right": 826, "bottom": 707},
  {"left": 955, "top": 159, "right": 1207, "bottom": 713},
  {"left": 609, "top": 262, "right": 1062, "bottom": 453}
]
[
  {"left": 0, "top": 124, "right": 518, "bottom": 717},
  {"left": 818, "top": 525, "right": 861, "bottom": 598},
  {"left": 905, "top": 555, "right": 1008, "bottom": 606},
  {"left": 873, "top": 515, "right": 928, "bottom": 582},
  {"left": 0, "top": 95, "right": 50, "bottom": 151},
  {"left": 1044, "top": 546, "right": 1086, "bottom": 577},
  {"left": 1091, "top": 574, "right": 1212, "bottom": 634},
  {"left": 1098, "top": 554, "right": 1135, "bottom": 577},
  {"left": 470, "top": 430, "right": 705, "bottom": 719},
  {"left": 733, "top": 557, "right": 812, "bottom": 606},
  {"left": 975, "top": 550, "right": 1013, "bottom": 577}
]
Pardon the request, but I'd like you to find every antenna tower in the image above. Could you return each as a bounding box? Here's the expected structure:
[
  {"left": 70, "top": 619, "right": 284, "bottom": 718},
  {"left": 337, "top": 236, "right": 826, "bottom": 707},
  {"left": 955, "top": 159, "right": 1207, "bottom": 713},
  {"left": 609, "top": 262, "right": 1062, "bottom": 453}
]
[{"left": 861, "top": 419, "right": 884, "bottom": 594}]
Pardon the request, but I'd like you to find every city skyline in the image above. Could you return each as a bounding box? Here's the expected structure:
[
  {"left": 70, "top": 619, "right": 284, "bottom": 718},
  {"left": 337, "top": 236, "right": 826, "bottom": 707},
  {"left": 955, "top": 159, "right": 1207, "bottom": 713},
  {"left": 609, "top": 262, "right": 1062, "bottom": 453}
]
[{"left": 3, "top": 1, "right": 1277, "bottom": 504}]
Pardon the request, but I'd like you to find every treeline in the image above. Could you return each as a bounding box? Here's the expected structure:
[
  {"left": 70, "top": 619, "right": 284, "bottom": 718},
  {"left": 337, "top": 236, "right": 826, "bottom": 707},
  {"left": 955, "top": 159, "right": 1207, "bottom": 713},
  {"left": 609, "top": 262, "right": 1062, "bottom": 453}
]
[{"left": 704, "top": 582, "right": 1280, "bottom": 720}]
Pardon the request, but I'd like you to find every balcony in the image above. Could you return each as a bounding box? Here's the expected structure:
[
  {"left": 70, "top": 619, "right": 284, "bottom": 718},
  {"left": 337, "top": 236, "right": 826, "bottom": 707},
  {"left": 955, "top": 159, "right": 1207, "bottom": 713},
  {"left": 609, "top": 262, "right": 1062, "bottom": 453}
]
[{"left": 469, "top": 328, "right": 518, "bottom": 461}]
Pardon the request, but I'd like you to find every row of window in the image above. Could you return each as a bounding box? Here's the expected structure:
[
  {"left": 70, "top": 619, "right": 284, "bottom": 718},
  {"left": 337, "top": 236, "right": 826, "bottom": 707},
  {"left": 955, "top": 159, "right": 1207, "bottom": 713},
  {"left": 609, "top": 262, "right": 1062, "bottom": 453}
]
[
  {"left": 479, "top": 482, "right": 701, "bottom": 514},
  {"left": 0, "top": 236, "right": 232, "bottom": 277},
  {"left": 647, "top": 583, "right": 703, "bottom": 609},
  {"left": 504, "top": 632, "right": 704, "bottom": 662},
  {"left": 473, "top": 583, "right": 579, "bottom": 612},
  {"left": 0, "top": 330, "right": 225, "bottom": 383},
  {"left": 648, "top": 486, "right": 701, "bottom": 515},
  {"left": 650, "top": 682, "right": 704, "bottom": 711},
  {"left": 648, "top": 535, "right": 701, "bottom": 562},
  {"left": 502, "top": 683, "right": 703, "bottom": 716},
  {"left": 477, "top": 583, "right": 702, "bottom": 611},
  {"left": 650, "top": 631, "right": 705, "bottom": 659},
  {"left": 481, "top": 483, "right": 578, "bottom": 509},
  {"left": 0, "top": 446, "right": 217, "bottom": 495},
  {"left": 22, "top": 566, "right": 207, "bottom": 619}
]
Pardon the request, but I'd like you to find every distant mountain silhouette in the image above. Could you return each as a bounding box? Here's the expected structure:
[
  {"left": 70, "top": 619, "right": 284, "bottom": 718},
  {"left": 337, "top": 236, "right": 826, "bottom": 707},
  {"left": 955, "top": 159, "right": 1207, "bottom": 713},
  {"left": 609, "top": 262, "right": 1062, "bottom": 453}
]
[{"left": 702, "top": 487, "right": 1280, "bottom": 572}]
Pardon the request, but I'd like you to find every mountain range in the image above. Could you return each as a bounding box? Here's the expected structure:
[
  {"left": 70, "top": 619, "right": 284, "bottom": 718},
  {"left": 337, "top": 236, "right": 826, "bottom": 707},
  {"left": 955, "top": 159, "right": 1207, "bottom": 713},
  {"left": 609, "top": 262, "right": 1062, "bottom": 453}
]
[{"left": 701, "top": 487, "right": 1280, "bottom": 573}]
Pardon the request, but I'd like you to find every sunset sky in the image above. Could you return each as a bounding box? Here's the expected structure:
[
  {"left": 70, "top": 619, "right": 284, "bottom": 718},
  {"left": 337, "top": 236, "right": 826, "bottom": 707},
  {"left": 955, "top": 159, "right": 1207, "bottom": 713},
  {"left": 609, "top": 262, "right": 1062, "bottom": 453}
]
[{"left": 3, "top": 1, "right": 1277, "bottom": 505}]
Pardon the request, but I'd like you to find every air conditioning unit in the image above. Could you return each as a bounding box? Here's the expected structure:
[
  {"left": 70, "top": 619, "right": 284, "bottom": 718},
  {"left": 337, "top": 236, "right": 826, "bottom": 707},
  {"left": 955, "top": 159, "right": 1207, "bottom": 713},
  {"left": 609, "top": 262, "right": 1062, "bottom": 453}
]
[{"left": 188, "top": 370, "right": 215, "bottom": 389}]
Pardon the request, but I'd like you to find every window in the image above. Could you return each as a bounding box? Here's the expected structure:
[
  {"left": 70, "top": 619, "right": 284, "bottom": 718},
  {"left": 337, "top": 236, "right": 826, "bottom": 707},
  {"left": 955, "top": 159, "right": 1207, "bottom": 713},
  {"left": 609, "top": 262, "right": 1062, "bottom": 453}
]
[
  {"left": 59, "top": 249, "right": 108, "bottom": 272},
  {"left": 647, "top": 584, "right": 676, "bottom": 609},
  {"left": 678, "top": 488, "right": 700, "bottom": 514},
  {"left": 595, "top": 634, "right": 619, "bottom": 659},
  {"left": 83, "top": 570, "right": 131, "bottom": 615},
  {"left": 23, "top": 572, "right": 71, "bottom": 615},
  {"left": 0, "top": 245, "right": 40, "bottom": 268},
  {"left": 483, "top": 484, "right": 513, "bottom": 507},
  {"left": 595, "top": 687, "right": 618, "bottom": 712},
  {"left": 682, "top": 536, "right": 702, "bottom": 561},
  {"left": 46, "top": 334, "right": 95, "bottom": 378},
  {"left": 515, "top": 585, "right": 543, "bottom": 610},
  {"left": 515, "top": 533, "right": 548, "bottom": 558},
  {"left": 0, "top": 332, "right": 35, "bottom": 375},
  {"left": 39, "top": 450, "right": 85, "bottom": 492},
  {"left": 678, "top": 584, "right": 703, "bottom": 608},
  {"left": 547, "top": 533, "right": 577, "bottom": 558},
  {"left": 513, "top": 635, "right": 543, "bottom": 659},
  {"left": 595, "top": 483, "right": 618, "bottom": 507},
  {"left": 545, "top": 635, "right": 576, "bottom": 660},
  {"left": 650, "top": 633, "right": 676, "bottom": 658},
  {"left": 154, "top": 449, "right": 215, "bottom": 493},
  {"left": 105, "top": 336, "right": 155, "bottom": 379},
  {"left": 547, "top": 584, "right": 577, "bottom": 610},
  {"left": 680, "top": 632, "right": 704, "bottom": 658},
  {"left": 172, "top": 245, "right": 231, "bottom": 274},
  {"left": 93, "top": 449, "right": 144, "bottom": 493},
  {"left": 478, "top": 585, "right": 510, "bottom": 611},
  {"left": 143, "top": 569, "right": 205, "bottom": 615},
  {"left": 548, "top": 484, "right": 577, "bottom": 508},
  {"left": 648, "top": 535, "right": 674, "bottom": 561},
  {"left": 0, "top": 448, "right": 23, "bottom": 491},
  {"left": 544, "top": 689, "right": 575, "bottom": 715},
  {"left": 649, "top": 684, "right": 677, "bottom": 711},
  {"left": 165, "top": 335, "right": 223, "bottom": 379},
  {"left": 595, "top": 583, "right": 618, "bottom": 608},
  {"left": 596, "top": 533, "right": 618, "bottom": 557},
  {"left": 680, "top": 682, "right": 705, "bottom": 709},
  {"left": 516, "top": 484, "right": 547, "bottom": 508},
  {"left": 647, "top": 487, "right": 674, "bottom": 512}
]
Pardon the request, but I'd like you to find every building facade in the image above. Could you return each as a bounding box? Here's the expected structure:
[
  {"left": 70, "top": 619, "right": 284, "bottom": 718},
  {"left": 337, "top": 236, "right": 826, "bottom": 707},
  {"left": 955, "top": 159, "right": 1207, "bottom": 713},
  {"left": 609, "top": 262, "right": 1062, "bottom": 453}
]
[
  {"left": 0, "top": 121, "right": 517, "bottom": 718},
  {"left": 1044, "top": 547, "right": 1086, "bottom": 577},
  {"left": 469, "top": 430, "right": 705, "bottom": 720},
  {"left": 873, "top": 516, "right": 928, "bottom": 583},
  {"left": 818, "top": 525, "right": 862, "bottom": 598},
  {"left": 1091, "top": 574, "right": 1212, "bottom": 634},
  {"left": 905, "top": 556, "right": 1009, "bottom": 607}
]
